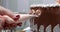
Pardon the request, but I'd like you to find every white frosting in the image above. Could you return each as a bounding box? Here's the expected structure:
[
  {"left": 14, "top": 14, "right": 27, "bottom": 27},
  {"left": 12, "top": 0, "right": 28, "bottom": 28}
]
[{"left": 30, "top": 4, "right": 60, "bottom": 7}]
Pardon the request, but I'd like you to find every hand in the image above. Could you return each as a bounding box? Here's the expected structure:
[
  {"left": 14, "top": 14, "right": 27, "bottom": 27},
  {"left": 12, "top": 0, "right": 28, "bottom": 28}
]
[
  {"left": 2, "top": 15, "right": 22, "bottom": 29},
  {"left": 0, "top": 15, "right": 16, "bottom": 29},
  {"left": 0, "top": 6, "right": 21, "bottom": 29},
  {"left": 0, "top": 15, "right": 5, "bottom": 30}
]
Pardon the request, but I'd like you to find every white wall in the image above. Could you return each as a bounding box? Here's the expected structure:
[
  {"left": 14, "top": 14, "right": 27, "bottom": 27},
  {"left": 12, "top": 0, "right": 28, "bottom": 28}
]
[
  {"left": 43, "top": 0, "right": 55, "bottom": 4},
  {"left": 2, "top": 0, "right": 30, "bottom": 12},
  {"left": 18, "top": 0, "right": 30, "bottom": 13},
  {"left": 8, "top": 0, "right": 18, "bottom": 12},
  {"left": 2, "top": 0, "right": 18, "bottom": 12},
  {"left": 30, "top": 0, "right": 56, "bottom": 5}
]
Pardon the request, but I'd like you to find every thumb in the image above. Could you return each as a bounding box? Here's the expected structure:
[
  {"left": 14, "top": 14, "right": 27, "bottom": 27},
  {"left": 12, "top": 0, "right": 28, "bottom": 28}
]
[{"left": 13, "top": 14, "right": 20, "bottom": 21}]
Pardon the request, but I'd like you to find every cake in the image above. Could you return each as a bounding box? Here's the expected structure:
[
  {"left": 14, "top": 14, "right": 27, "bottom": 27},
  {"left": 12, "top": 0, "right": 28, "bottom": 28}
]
[{"left": 30, "top": 4, "right": 60, "bottom": 32}]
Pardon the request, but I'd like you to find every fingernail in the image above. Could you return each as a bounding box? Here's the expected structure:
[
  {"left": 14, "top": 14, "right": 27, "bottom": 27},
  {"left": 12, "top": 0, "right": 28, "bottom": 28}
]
[
  {"left": 13, "top": 15, "right": 20, "bottom": 21},
  {"left": 17, "top": 22, "right": 22, "bottom": 26}
]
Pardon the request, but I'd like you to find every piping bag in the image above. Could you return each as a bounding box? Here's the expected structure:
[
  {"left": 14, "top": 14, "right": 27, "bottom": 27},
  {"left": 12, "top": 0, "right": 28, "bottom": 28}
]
[
  {"left": 12, "top": 14, "right": 38, "bottom": 26},
  {"left": 12, "top": 13, "right": 40, "bottom": 27}
]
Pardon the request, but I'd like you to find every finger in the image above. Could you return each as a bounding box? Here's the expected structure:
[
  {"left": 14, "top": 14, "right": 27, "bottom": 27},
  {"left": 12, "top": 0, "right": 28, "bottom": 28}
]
[
  {"left": 3, "top": 15, "right": 18, "bottom": 29},
  {"left": 0, "top": 25, "right": 3, "bottom": 30},
  {"left": 13, "top": 14, "right": 20, "bottom": 21},
  {"left": 4, "top": 22, "right": 17, "bottom": 29},
  {"left": 10, "top": 23, "right": 17, "bottom": 28},
  {"left": 17, "top": 22, "right": 22, "bottom": 26},
  {"left": 3, "top": 15, "right": 15, "bottom": 24},
  {"left": 0, "top": 18, "right": 4, "bottom": 30}
]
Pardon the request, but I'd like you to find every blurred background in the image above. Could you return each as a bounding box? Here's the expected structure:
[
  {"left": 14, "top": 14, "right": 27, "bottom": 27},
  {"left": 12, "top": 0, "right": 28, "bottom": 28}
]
[
  {"left": 0, "top": 0, "right": 56, "bottom": 12},
  {"left": 0, "top": 0, "right": 56, "bottom": 32}
]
